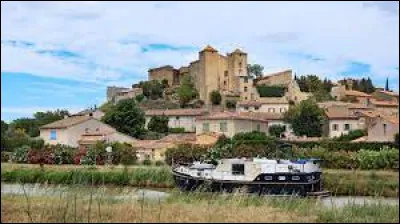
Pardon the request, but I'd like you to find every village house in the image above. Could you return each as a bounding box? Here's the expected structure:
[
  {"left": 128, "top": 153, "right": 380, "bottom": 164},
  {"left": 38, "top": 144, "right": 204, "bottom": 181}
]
[
  {"left": 331, "top": 85, "right": 372, "bottom": 104},
  {"left": 39, "top": 115, "right": 136, "bottom": 148},
  {"left": 372, "top": 90, "right": 399, "bottom": 103},
  {"left": 144, "top": 108, "right": 208, "bottom": 132},
  {"left": 365, "top": 115, "right": 399, "bottom": 142},
  {"left": 195, "top": 111, "right": 269, "bottom": 137},
  {"left": 236, "top": 100, "right": 289, "bottom": 113},
  {"left": 239, "top": 112, "right": 294, "bottom": 138},
  {"left": 369, "top": 99, "right": 399, "bottom": 117},
  {"left": 106, "top": 86, "right": 143, "bottom": 104},
  {"left": 324, "top": 107, "right": 363, "bottom": 138},
  {"left": 133, "top": 133, "right": 223, "bottom": 162}
]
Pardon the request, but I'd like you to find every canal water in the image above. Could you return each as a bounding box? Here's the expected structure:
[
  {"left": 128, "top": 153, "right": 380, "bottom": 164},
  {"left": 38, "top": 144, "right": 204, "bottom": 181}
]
[{"left": 1, "top": 183, "right": 398, "bottom": 209}]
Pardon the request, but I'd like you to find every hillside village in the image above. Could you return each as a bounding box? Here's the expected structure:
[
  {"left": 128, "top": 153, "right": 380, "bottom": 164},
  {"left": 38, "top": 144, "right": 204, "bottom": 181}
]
[{"left": 35, "top": 45, "right": 399, "bottom": 162}]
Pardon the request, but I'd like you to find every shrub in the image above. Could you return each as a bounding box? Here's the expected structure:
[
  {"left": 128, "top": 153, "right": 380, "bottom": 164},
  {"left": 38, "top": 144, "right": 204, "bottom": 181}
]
[
  {"left": 116, "top": 143, "right": 137, "bottom": 165},
  {"left": 73, "top": 148, "right": 87, "bottom": 165},
  {"left": 155, "top": 160, "right": 165, "bottom": 166},
  {"left": 165, "top": 144, "right": 208, "bottom": 165},
  {"left": 11, "top": 145, "right": 30, "bottom": 163},
  {"left": 356, "top": 148, "right": 399, "bottom": 170},
  {"left": 148, "top": 115, "right": 169, "bottom": 133},
  {"left": 286, "top": 140, "right": 398, "bottom": 151},
  {"left": 334, "top": 129, "right": 366, "bottom": 141},
  {"left": 232, "top": 131, "right": 270, "bottom": 142},
  {"left": 1, "top": 151, "right": 11, "bottom": 162},
  {"left": 135, "top": 94, "right": 145, "bottom": 102},
  {"left": 210, "top": 90, "right": 222, "bottom": 105},
  {"left": 168, "top": 127, "right": 185, "bottom": 133},
  {"left": 27, "top": 148, "right": 55, "bottom": 164},
  {"left": 142, "top": 159, "right": 152, "bottom": 166},
  {"left": 139, "top": 130, "right": 165, "bottom": 140},
  {"left": 256, "top": 85, "right": 285, "bottom": 97},
  {"left": 29, "top": 138, "right": 45, "bottom": 150},
  {"left": 52, "top": 144, "right": 76, "bottom": 165},
  {"left": 268, "top": 125, "right": 286, "bottom": 138},
  {"left": 225, "top": 100, "right": 237, "bottom": 109}
]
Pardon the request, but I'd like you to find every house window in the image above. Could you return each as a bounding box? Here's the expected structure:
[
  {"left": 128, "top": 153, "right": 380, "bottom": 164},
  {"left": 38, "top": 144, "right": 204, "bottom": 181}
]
[
  {"left": 50, "top": 130, "right": 57, "bottom": 140},
  {"left": 96, "top": 128, "right": 100, "bottom": 132},
  {"left": 244, "top": 106, "right": 249, "bottom": 110},
  {"left": 239, "top": 62, "right": 242, "bottom": 68},
  {"left": 268, "top": 108, "right": 275, "bottom": 113},
  {"left": 202, "top": 123, "right": 210, "bottom": 132},
  {"left": 332, "top": 124, "right": 338, "bottom": 131},
  {"left": 255, "top": 106, "right": 260, "bottom": 110},
  {"left": 220, "top": 122, "right": 228, "bottom": 132},
  {"left": 224, "top": 81, "right": 227, "bottom": 85},
  {"left": 280, "top": 108, "right": 286, "bottom": 113},
  {"left": 224, "top": 71, "right": 228, "bottom": 77},
  {"left": 245, "top": 97, "right": 248, "bottom": 100},
  {"left": 344, "top": 124, "right": 350, "bottom": 130},
  {"left": 256, "top": 124, "right": 261, "bottom": 132},
  {"left": 85, "top": 128, "right": 89, "bottom": 133},
  {"left": 244, "top": 87, "right": 248, "bottom": 92},
  {"left": 176, "top": 116, "right": 180, "bottom": 120},
  {"left": 383, "top": 124, "right": 387, "bottom": 135},
  {"left": 244, "top": 77, "right": 248, "bottom": 83},
  {"left": 232, "top": 164, "right": 245, "bottom": 175}
]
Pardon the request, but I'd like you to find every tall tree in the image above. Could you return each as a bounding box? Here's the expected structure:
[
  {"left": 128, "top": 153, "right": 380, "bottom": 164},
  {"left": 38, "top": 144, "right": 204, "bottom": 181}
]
[
  {"left": 1, "top": 120, "right": 8, "bottom": 135},
  {"left": 385, "top": 77, "right": 389, "bottom": 91},
  {"left": 1, "top": 120, "right": 8, "bottom": 151},
  {"left": 10, "top": 118, "right": 39, "bottom": 137},
  {"left": 210, "top": 90, "right": 222, "bottom": 105},
  {"left": 147, "top": 115, "right": 169, "bottom": 133},
  {"left": 177, "top": 76, "right": 198, "bottom": 107},
  {"left": 34, "top": 110, "right": 70, "bottom": 127},
  {"left": 366, "top": 77, "right": 375, "bottom": 94},
  {"left": 102, "top": 98, "right": 145, "bottom": 138},
  {"left": 247, "top": 64, "right": 264, "bottom": 78},
  {"left": 283, "top": 99, "right": 325, "bottom": 137}
]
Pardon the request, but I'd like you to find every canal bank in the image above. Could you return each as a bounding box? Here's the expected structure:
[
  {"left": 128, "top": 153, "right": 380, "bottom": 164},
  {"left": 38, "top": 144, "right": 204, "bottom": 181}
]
[{"left": 1, "top": 163, "right": 399, "bottom": 197}]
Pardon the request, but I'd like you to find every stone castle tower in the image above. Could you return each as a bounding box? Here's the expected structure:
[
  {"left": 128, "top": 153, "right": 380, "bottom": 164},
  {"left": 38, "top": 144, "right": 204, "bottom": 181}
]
[{"left": 149, "top": 45, "right": 248, "bottom": 104}]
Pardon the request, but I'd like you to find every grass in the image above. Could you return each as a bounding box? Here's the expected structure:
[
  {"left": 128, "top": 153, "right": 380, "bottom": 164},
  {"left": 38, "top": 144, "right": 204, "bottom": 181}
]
[
  {"left": 1, "top": 187, "right": 399, "bottom": 223},
  {"left": 1, "top": 162, "right": 399, "bottom": 197}
]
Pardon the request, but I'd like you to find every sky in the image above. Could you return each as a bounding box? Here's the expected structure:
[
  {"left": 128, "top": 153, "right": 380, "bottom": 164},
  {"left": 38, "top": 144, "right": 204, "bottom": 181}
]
[{"left": 1, "top": 1, "right": 399, "bottom": 122}]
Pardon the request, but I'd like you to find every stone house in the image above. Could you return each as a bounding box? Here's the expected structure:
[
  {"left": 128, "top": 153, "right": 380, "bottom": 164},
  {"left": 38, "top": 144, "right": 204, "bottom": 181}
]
[
  {"left": 195, "top": 111, "right": 269, "bottom": 138},
  {"left": 39, "top": 115, "right": 136, "bottom": 148},
  {"left": 365, "top": 115, "right": 399, "bottom": 142},
  {"left": 145, "top": 108, "right": 208, "bottom": 132},
  {"left": 324, "top": 107, "right": 363, "bottom": 138},
  {"left": 236, "top": 100, "right": 289, "bottom": 114}
]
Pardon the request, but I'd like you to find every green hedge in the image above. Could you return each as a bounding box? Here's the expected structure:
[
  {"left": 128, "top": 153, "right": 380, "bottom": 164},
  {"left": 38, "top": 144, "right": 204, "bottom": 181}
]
[
  {"left": 334, "top": 129, "right": 366, "bottom": 141},
  {"left": 287, "top": 140, "right": 398, "bottom": 152},
  {"left": 256, "top": 85, "right": 285, "bottom": 97}
]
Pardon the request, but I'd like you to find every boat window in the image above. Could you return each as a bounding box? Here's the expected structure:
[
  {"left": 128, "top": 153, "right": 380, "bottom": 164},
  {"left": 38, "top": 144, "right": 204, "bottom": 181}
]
[
  {"left": 278, "top": 176, "right": 286, "bottom": 181},
  {"left": 264, "top": 176, "right": 273, "bottom": 181},
  {"left": 292, "top": 176, "right": 300, "bottom": 181},
  {"left": 232, "top": 164, "right": 245, "bottom": 175}
]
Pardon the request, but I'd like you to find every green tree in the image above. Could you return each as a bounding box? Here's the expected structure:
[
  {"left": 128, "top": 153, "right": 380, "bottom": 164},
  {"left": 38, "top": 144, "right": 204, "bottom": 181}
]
[
  {"left": 142, "top": 80, "right": 164, "bottom": 100},
  {"left": 1, "top": 120, "right": 8, "bottom": 151},
  {"left": 225, "top": 100, "right": 237, "bottom": 109},
  {"left": 135, "top": 94, "right": 145, "bottom": 103},
  {"left": 10, "top": 118, "right": 39, "bottom": 137},
  {"left": 210, "top": 90, "right": 222, "bottom": 105},
  {"left": 102, "top": 98, "right": 145, "bottom": 138},
  {"left": 147, "top": 115, "right": 169, "bottom": 133},
  {"left": 161, "top": 79, "right": 169, "bottom": 89},
  {"left": 34, "top": 110, "right": 70, "bottom": 127},
  {"left": 99, "top": 101, "right": 115, "bottom": 113},
  {"left": 268, "top": 124, "right": 286, "bottom": 138},
  {"left": 366, "top": 78, "right": 375, "bottom": 94},
  {"left": 247, "top": 64, "right": 264, "bottom": 78},
  {"left": 177, "top": 76, "right": 198, "bottom": 107},
  {"left": 283, "top": 99, "right": 325, "bottom": 137}
]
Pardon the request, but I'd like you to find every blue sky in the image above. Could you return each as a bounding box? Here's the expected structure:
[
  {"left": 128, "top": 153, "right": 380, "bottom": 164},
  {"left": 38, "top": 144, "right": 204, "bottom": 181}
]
[{"left": 1, "top": 1, "right": 399, "bottom": 122}]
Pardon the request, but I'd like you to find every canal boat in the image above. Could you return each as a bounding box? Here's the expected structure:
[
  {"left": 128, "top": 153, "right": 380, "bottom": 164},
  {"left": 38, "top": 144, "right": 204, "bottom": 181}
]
[{"left": 172, "top": 158, "right": 330, "bottom": 197}]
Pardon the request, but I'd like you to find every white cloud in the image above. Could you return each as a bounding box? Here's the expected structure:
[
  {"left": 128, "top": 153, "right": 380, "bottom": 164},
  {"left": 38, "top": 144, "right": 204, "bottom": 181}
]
[{"left": 1, "top": 1, "right": 398, "bottom": 89}]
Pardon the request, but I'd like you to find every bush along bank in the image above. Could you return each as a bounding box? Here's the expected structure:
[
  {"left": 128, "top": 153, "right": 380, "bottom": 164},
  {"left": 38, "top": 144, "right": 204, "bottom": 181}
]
[{"left": 1, "top": 167, "right": 398, "bottom": 197}]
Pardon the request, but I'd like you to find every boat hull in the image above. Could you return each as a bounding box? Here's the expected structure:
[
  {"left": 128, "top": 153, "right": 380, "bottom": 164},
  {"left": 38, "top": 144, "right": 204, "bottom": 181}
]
[{"left": 172, "top": 170, "right": 327, "bottom": 197}]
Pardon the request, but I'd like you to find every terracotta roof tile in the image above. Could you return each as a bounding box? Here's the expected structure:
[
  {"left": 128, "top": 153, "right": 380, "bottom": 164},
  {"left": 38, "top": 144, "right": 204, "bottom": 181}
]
[
  {"left": 370, "top": 99, "right": 399, "bottom": 107},
  {"left": 40, "top": 116, "right": 92, "bottom": 129},
  {"left": 325, "top": 110, "right": 359, "bottom": 120},
  {"left": 345, "top": 90, "right": 371, "bottom": 97},
  {"left": 197, "top": 111, "right": 268, "bottom": 123}
]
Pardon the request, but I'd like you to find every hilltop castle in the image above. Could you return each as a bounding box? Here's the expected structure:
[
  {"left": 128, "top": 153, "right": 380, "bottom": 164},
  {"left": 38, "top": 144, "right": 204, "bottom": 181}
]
[{"left": 148, "top": 45, "right": 249, "bottom": 103}]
